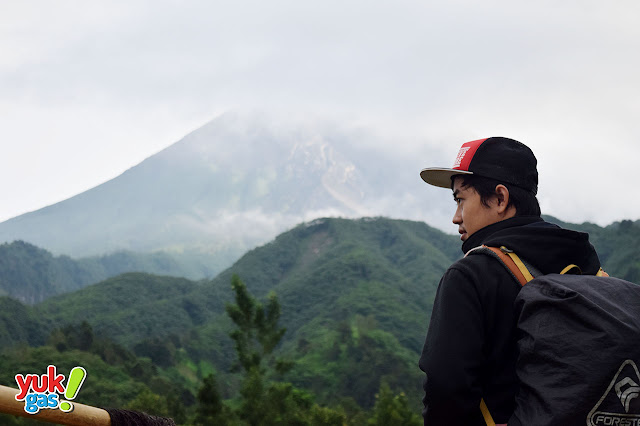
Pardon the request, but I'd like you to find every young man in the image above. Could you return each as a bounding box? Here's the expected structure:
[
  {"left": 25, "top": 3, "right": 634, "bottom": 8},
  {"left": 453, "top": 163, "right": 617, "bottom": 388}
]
[{"left": 417, "top": 137, "right": 603, "bottom": 425}]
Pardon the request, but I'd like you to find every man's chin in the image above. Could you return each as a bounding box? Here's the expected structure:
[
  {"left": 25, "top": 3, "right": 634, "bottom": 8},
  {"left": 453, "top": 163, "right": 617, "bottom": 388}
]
[{"left": 460, "top": 233, "right": 468, "bottom": 241}]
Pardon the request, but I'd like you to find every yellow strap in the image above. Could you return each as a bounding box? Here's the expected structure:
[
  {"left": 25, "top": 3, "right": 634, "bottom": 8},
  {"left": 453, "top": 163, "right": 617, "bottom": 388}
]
[
  {"left": 480, "top": 398, "right": 495, "bottom": 426},
  {"left": 503, "top": 250, "right": 535, "bottom": 282},
  {"left": 482, "top": 246, "right": 528, "bottom": 285},
  {"left": 560, "top": 264, "right": 582, "bottom": 275},
  {"left": 596, "top": 268, "right": 609, "bottom": 277}
]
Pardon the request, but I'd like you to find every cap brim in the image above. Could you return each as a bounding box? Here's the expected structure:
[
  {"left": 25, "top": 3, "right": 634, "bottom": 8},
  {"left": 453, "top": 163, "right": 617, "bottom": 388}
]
[{"left": 420, "top": 168, "right": 473, "bottom": 189}]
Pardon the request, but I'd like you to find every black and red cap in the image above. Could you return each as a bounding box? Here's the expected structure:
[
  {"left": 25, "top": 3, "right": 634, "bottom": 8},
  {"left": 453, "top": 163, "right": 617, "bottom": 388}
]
[{"left": 420, "top": 137, "right": 538, "bottom": 194}]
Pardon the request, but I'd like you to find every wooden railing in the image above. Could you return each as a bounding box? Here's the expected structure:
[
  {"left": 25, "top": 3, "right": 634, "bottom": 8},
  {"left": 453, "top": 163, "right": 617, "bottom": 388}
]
[{"left": 0, "top": 384, "right": 111, "bottom": 425}]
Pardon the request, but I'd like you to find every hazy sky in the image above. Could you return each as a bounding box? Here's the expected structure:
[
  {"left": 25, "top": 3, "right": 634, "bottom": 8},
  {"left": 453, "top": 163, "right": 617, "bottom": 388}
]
[{"left": 2, "top": 0, "right": 639, "bottom": 227}]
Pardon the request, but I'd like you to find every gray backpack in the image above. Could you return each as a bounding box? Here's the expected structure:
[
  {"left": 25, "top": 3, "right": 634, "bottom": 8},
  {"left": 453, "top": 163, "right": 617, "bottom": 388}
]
[{"left": 469, "top": 245, "right": 640, "bottom": 426}]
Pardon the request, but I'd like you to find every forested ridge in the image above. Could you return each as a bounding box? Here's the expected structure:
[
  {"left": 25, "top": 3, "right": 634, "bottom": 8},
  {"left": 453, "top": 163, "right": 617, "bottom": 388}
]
[
  {"left": 1, "top": 216, "right": 638, "bottom": 424},
  {"left": 0, "top": 241, "right": 212, "bottom": 304}
]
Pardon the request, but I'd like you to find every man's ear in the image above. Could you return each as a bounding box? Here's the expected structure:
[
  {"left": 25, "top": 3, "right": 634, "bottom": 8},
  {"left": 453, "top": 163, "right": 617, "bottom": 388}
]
[{"left": 494, "top": 184, "right": 511, "bottom": 213}]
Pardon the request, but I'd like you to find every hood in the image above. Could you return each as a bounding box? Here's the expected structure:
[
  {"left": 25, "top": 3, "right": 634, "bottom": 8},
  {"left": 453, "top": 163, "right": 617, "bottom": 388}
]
[{"left": 462, "top": 216, "right": 602, "bottom": 275}]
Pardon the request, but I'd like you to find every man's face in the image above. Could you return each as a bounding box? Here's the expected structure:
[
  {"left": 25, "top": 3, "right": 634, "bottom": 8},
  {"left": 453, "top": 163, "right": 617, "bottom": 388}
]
[{"left": 451, "top": 176, "right": 504, "bottom": 242}]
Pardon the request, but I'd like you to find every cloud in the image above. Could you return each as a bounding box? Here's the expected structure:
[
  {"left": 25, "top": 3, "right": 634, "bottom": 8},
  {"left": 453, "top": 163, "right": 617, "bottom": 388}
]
[{"left": 1, "top": 0, "right": 639, "bottom": 226}]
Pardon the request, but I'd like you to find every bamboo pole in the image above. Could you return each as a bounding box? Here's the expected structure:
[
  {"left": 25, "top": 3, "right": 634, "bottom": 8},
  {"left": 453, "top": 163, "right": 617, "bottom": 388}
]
[{"left": 0, "top": 384, "right": 111, "bottom": 426}]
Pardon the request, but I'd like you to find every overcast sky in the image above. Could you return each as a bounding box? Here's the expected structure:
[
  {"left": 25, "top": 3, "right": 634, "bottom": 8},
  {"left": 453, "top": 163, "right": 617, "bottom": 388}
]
[{"left": 1, "top": 0, "right": 639, "bottom": 228}]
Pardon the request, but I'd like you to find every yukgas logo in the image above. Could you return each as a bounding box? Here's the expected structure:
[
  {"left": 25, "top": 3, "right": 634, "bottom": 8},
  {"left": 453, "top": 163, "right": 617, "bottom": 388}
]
[{"left": 15, "top": 365, "right": 86, "bottom": 414}]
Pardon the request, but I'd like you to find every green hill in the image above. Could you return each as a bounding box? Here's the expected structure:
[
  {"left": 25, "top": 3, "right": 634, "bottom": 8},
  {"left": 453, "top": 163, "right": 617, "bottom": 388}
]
[
  {"left": 0, "top": 240, "right": 215, "bottom": 304},
  {"left": 19, "top": 217, "right": 457, "bottom": 410},
  {"left": 3, "top": 215, "right": 639, "bottom": 418},
  {"left": 0, "top": 296, "right": 47, "bottom": 347},
  {"left": 37, "top": 273, "right": 204, "bottom": 347},
  {"left": 208, "top": 217, "right": 459, "bottom": 350}
]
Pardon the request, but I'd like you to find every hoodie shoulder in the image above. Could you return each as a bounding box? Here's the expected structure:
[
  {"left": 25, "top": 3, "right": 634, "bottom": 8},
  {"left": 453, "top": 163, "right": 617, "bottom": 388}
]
[{"left": 483, "top": 221, "right": 602, "bottom": 275}]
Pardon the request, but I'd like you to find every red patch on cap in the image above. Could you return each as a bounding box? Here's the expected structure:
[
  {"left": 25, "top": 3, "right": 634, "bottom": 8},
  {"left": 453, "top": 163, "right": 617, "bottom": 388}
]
[{"left": 452, "top": 138, "right": 487, "bottom": 171}]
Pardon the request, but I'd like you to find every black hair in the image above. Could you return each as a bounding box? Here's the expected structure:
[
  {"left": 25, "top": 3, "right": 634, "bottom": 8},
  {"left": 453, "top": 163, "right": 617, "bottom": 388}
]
[{"left": 453, "top": 174, "right": 541, "bottom": 217}]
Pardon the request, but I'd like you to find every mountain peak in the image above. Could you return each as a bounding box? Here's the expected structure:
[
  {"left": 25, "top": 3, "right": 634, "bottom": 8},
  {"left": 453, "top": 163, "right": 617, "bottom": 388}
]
[{"left": 0, "top": 113, "right": 379, "bottom": 269}]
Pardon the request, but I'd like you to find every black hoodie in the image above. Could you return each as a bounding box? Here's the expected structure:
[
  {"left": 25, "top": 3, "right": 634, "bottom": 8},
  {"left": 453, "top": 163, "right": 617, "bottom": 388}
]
[{"left": 418, "top": 216, "right": 601, "bottom": 425}]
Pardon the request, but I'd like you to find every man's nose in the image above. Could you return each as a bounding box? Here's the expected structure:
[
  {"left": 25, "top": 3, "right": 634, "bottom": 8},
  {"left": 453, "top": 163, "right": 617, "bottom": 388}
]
[{"left": 452, "top": 207, "right": 462, "bottom": 225}]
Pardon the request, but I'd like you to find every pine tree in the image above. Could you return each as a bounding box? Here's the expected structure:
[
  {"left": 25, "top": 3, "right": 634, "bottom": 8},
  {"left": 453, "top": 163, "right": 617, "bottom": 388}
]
[
  {"left": 225, "top": 274, "right": 300, "bottom": 425},
  {"left": 194, "top": 373, "right": 227, "bottom": 425},
  {"left": 195, "top": 274, "right": 347, "bottom": 425},
  {"left": 225, "top": 274, "right": 289, "bottom": 375}
]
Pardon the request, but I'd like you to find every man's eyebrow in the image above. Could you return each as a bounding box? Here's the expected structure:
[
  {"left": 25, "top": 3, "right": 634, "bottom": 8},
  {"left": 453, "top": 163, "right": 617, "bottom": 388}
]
[{"left": 452, "top": 189, "right": 460, "bottom": 199}]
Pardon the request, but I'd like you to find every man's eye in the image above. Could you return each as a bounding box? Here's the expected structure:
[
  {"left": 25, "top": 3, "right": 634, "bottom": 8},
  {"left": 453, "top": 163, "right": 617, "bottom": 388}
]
[{"left": 454, "top": 197, "right": 461, "bottom": 204}]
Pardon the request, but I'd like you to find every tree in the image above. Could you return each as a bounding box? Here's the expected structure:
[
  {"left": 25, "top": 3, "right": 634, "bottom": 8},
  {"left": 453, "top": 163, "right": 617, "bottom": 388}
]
[
  {"left": 125, "top": 388, "right": 169, "bottom": 417},
  {"left": 225, "top": 274, "right": 301, "bottom": 424},
  {"left": 48, "top": 321, "right": 94, "bottom": 352},
  {"left": 225, "top": 274, "right": 290, "bottom": 376},
  {"left": 195, "top": 274, "right": 348, "bottom": 425},
  {"left": 368, "top": 382, "right": 421, "bottom": 426},
  {"left": 194, "top": 373, "right": 230, "bottom": 425}
]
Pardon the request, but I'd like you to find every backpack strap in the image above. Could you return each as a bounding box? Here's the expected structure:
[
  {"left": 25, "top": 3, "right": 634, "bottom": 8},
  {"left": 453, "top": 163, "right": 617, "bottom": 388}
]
[
  {"left": 480, "top": 398, "right": 495, "bottom": 426},
  {"left": 480, "top": 398, "right": 507, "bottom": 425},
  {"left": 468, "top": 245, "right": 533, "bottom": 425},
  {"left": 468, "top": 245, "right": 610, "bottom": 281},
  {"left": 560, "top": 264, "right": 581, "bottom": 275},
  {"left": 466, "top": 245, "right": 534, "bottom": 286}
]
